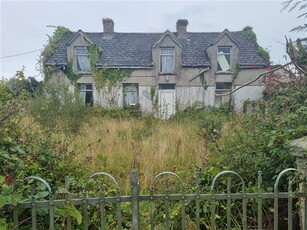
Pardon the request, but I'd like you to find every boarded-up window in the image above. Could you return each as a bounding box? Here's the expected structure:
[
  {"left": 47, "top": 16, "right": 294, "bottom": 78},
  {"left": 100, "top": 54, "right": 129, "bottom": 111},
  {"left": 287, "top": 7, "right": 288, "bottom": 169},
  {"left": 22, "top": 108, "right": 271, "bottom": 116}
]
[
  {"left": 215, "top": 82, "right": 232, "bottom": 105},
  {"left": 160, "top": 48, "right": 175, "bottom": 73},
  {"left": 123, "top": 83, "right": 139, "bottom": 107},
  {"left": 75, "top": 47, "right": 91, "bottom": 72},
  {"left": 78, "top": 83, "right": 93, "bottom": 106},
  {"left": 217, "top": 46, "right": 231, "bottom": 72},
  {"left": 215, "top": 82, "right": 232, "bottom": 94}
]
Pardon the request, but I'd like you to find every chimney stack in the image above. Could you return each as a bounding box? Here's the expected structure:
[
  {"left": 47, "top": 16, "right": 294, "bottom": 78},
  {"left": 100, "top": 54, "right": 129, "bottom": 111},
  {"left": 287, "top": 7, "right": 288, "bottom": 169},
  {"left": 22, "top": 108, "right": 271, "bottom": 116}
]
[
  {"left": 176, "top": 19, "right": 188, "bottom": 39},
  {"left": 102, "top": 18, "right": 114, "bottom": 38}
]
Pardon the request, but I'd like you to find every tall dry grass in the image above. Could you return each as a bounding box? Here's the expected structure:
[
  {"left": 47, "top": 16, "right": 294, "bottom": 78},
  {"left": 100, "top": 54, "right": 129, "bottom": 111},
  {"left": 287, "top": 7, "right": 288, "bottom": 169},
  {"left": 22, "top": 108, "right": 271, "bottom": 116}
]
[{"left": 70, "top": 117, "right": 207, "bottom": 192}]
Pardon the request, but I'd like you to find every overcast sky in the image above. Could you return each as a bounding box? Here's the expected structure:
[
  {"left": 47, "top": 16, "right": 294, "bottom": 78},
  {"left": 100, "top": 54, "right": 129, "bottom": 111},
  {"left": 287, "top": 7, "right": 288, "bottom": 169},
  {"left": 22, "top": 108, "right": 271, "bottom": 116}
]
[{"left": 0, "top": 0, "right": 306, "bottom": 80}]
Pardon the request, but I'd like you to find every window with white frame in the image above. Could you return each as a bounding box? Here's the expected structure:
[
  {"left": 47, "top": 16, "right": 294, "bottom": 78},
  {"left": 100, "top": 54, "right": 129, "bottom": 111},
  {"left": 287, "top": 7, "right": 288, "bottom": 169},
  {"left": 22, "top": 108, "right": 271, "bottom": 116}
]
[
  {"left": 123, "top": 83, "right": 139, "bottom": 108},
  {"left": 160, "top": 48, "right": 175, "bottom": 73},
  {"left": 217, "top": 46, "right": 231, "bottom": 72},
  {"left": 75, "top": 47, "right": 91, "bottom": 72},
  {"left": 78, "top": 83, "right": 93, "bottom": 106}
]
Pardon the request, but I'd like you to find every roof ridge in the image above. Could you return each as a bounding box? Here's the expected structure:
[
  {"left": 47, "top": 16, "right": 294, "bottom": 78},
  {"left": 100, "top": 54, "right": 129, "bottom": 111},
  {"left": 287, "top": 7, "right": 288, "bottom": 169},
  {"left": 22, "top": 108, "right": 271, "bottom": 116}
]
[{"left": 70, "top": 31, "right": 241, "bottom": 34}]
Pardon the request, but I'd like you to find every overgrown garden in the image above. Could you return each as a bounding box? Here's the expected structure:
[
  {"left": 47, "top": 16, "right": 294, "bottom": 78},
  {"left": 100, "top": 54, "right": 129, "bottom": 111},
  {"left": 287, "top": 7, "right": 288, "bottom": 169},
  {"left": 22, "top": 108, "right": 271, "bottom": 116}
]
[{"left": 1, "top": 1, "right": 307, "bottom": 228}]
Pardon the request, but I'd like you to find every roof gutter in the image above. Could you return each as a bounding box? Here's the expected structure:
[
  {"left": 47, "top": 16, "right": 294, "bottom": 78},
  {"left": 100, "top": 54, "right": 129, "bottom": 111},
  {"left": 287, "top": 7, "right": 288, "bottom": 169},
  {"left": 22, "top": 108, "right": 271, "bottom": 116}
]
[
  {"left": 96, "top": 65, "right": 153, "bottom": 69},
  {"left": 239, "top": 64, "right": 267, "bottom": 69}
]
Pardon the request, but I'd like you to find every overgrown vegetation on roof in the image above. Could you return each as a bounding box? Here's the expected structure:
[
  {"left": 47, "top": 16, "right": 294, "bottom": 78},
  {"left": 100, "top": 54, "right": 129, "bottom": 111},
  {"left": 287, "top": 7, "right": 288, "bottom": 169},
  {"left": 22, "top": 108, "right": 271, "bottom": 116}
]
[
  {"left": 40, "top": 26, "right": 71, "bottom": 82},
  {"left": 242, "top": 26, "right": 270, "bottom": 62},
  {"left": 40, "top": 26, "right": 71, "bottom": 64}
]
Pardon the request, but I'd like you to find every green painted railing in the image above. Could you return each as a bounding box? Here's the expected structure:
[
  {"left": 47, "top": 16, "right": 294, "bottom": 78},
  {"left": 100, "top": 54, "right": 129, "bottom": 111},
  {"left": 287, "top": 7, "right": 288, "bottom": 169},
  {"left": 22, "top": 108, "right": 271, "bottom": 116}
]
[{"left": 4, "top": 168, "right": 307, "bottom": 229}]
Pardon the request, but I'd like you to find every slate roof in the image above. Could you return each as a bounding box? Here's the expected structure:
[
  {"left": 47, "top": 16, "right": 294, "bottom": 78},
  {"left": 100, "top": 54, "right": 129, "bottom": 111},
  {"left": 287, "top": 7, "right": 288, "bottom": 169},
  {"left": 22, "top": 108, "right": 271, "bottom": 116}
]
[{"left": 46, "top": 30, "right": 268, "bottom": 68}]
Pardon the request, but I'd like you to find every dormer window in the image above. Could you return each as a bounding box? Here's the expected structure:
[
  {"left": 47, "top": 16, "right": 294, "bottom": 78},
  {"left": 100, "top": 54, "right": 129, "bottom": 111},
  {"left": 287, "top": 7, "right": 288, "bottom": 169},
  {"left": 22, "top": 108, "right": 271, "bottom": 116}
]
[
  {"left": 75, "top": 47, "right": 91, "bottom": 72},
  {"left": 160, "top": 48, "right": 175, "bottom": 73},
  {"left": 217, "top": 46, "right": 231, "bottom": 72}
]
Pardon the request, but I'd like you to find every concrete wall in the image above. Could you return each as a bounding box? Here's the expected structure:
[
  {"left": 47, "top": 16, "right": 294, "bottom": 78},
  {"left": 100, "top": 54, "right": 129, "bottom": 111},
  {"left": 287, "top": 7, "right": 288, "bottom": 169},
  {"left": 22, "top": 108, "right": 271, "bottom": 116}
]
[{"left": 233, "top": 85, "right": 265, "bottom": 112}]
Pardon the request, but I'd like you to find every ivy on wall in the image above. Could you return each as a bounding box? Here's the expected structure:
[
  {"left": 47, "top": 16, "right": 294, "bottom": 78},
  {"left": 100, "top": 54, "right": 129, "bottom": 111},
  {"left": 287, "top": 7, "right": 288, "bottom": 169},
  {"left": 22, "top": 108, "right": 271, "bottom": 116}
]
[
  {"left": 88, "top": 44, "right": 132, "bottom": 91},
  {"left": 150, "top": 86, "right": 159, "bottom": 114},
  {"left": 87, "top": 44, "right": 132, "bottom": 106},
  {"left": 232, "top": 64, "right": 241, "bottom": 87},
  {"left": 64, "top": 60, "right": 81, "bottom": 82},
  {"left": 199, "top": 73, "right": 208, "bottom": 89}
]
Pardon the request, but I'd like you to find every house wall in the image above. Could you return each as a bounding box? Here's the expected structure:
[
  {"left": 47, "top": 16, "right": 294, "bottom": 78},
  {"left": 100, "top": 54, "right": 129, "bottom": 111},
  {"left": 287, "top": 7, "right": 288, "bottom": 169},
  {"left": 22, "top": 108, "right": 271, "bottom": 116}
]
[
  {"left": 235, "top": 69, "right": 264, "bottom": 86},
  {"left": 233, "top": 85, "right": 265, "bottom": 111},
  {"left": 67, "top": 35, "right": 92, "bottom": 72},
  {"left": 206, "top": 33, "right": 240, "bottom": 86},
  {"left": 152, "top": 34, "right": 182, "bottom": 77},
  {"left": 49, "top": 33, "right": 267, "bottom": 114},
  {"left": 48, "top": 69, "right": 70, "bottom": 85}
]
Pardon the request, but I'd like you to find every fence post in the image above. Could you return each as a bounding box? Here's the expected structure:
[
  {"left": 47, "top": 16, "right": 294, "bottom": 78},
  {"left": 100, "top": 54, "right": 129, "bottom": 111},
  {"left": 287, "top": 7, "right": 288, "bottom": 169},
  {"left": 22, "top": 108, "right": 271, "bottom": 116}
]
[
  {"left": 290, "top": 136, "right": 307, "bottom": 230},
  {"left": 131, "top": 170, "right": 140, "bottom": 230}
]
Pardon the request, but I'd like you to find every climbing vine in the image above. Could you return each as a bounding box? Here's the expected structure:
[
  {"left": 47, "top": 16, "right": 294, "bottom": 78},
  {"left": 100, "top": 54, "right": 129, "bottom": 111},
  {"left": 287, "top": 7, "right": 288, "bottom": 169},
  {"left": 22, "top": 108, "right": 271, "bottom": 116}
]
[
  {"left": 150, "top": 86, "right": 159, "bottom": 114},
  {"left": 43, "top": 65, "right": 53, "bottom": 82},
  {"left": 64, "top": 60, "right": 80, "bottom": 82},
  {"left": 41, "top": 26, "right": 71, "bottom": 64},
  {"left": 232, "top": 63, "right": 241, "bottom": 87},
  {"left": 40, "top": 26, "right": 71, "bottom": 82},
  {"left": 88, "top": 44, "right": 132, "bottom": 90},
  {"left": 199, "top": 73, "right": 208, "bottom": 89}
]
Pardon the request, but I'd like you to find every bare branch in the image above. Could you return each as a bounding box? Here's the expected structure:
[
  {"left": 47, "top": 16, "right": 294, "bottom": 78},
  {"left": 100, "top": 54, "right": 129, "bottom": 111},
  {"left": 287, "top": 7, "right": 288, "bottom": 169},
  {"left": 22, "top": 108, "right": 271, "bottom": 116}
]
[{"left": 214, "top": 62, "right": 293, "bottom": 96}]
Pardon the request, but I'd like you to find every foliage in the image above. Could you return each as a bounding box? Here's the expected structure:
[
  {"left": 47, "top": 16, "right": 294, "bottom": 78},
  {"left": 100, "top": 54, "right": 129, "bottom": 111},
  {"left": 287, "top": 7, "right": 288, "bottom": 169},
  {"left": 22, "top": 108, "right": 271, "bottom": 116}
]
[
  {"left": 0, "top": 73, "right": 88, "bottom": 228},
  {"left": 95, "top": 106, "right": 132, "bottom": 119},
  {"left": 150, "top": 86, "right": 159, "bottom": 114},
  {"left": 295, "top": 38, "right": 307, "bottom": 66},
  {"left": 242, "top": 26, "right": 257, "bottom": 43},
  {"left": 27, "top": 83, "right": 89, "bottom": 133},
  {"left": 257, "top": 46, "right": 270, "bottom": 62},
  {"left": 88, "top": 44, "right": 131, "bottom": 90},
  {"left": 40, "top": 26, "right": 71, "bottom": 65},
  {"left": 64, "top": 60, "right": 81, "bottom": 82},
  {"left": 242, "top": 26, "right": 270, "bottom": 61},
  {"left": 233, "top": 64, "right": 241, "bottom": 83},
  {"left": 282, "top": 0, "right": 307, "bottom": 32},
  {"left": 8, "top": 75, "right": 43, "bottom": 96},
  {"left": 40, "top": 26, "right": 71, "bottom": 82}
]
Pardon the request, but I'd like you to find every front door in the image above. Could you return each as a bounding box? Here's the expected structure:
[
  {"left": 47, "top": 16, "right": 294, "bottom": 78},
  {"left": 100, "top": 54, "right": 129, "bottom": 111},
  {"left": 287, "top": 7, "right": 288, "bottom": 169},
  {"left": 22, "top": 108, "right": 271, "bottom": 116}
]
[{"left": 159, "top": 84, "right": 176, "bottom": 119}]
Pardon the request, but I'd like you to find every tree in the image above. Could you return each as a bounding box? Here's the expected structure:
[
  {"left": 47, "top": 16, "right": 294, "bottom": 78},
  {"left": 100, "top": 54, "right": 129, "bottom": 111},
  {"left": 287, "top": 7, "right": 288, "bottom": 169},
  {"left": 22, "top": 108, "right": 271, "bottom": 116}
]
[{"left": 282, "top": 0, "right": 307, "bottom": 32}]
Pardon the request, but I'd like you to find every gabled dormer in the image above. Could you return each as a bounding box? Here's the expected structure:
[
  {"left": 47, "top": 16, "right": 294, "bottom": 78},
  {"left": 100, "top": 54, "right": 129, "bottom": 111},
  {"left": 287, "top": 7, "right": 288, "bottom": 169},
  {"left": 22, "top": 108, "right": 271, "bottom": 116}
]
[
  {"left": 152, "top": 30, "right": 182, "bottom": 75},
  {"left": 66, "top": 30, "right": 96, "bottom": 74},
  {"left": 205, "top": 29, "right": 240, "bottom": 73}
]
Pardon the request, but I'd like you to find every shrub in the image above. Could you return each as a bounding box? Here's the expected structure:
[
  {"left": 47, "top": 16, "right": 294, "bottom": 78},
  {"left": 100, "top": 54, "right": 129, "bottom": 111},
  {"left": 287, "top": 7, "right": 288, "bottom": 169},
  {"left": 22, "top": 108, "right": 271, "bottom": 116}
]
[
  {"left": 28, "top": 83, "right": 89, "bottom": 133},
  {"left": 0, "top": 75, "right": 88, "bottom": 229}
]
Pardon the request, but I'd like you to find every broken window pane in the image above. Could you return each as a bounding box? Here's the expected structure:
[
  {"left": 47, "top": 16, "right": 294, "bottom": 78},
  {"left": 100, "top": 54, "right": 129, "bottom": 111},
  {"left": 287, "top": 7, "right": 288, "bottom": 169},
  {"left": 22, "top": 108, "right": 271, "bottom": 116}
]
[{"left": 217, "top": 46, "right": 231, "bottom": 72}]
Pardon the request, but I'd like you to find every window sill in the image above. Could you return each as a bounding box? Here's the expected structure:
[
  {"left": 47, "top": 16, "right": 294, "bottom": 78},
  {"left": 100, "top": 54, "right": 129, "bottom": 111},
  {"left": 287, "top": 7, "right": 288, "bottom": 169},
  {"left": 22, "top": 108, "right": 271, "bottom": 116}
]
[
  {"left": 216, "top": 71, "right": 233, "bottom": 75},
  {"left": 159, "top": 72, "right": 176, "bottom": 75},
  {"left": 76, "top": 71, "right": 92, "bottom": 75}
]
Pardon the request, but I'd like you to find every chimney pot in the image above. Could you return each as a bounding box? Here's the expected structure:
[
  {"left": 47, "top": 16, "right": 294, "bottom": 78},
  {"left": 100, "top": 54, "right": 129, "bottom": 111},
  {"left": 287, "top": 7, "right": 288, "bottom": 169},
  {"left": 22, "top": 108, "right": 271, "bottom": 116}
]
[
  {"left": 176, "top": 19, "right": 188, "bottom": 39},
  {"left": 102, "top": 18, "right": 114, "bottom": 38}
]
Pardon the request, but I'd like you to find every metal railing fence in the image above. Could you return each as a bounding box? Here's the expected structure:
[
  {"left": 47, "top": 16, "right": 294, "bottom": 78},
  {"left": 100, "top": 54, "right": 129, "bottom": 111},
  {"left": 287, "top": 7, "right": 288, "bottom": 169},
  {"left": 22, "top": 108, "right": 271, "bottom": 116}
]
[{"left": 3, "top": 168, "right": 307, "bottom": 229}]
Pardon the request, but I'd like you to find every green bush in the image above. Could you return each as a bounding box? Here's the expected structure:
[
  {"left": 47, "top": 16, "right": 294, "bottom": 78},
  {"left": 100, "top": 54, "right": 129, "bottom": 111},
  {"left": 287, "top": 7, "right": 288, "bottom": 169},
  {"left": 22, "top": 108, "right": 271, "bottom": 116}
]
[
  {"left": 0, "top": 76, "right": 88, "bottom": 229},
  {"left": 28, "top": 83, "right": 89, "bottom": 133},
  {"left": 171, "top": 105, "right": 231, "bottom": 142}
]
